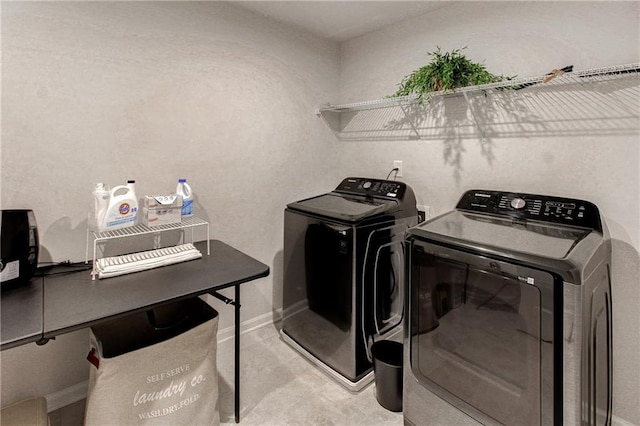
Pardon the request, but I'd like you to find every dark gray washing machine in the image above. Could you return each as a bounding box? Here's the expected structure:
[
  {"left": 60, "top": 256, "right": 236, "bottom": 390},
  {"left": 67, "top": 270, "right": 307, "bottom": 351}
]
[
  {"left": 404, "top": 189, "right": 612, "bottom": 425},
  {"left": 282, "top": 177, "right": 418, "bottom": 391}
]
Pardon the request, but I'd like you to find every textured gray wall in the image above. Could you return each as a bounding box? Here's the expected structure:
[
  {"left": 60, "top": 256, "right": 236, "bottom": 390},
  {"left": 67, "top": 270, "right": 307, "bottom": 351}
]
[
  {"left": 337, "top": 2, "right": 639, "bottom": 424},
  {"left": 1, "top": 1, "right": 339, "bottom": 406}
]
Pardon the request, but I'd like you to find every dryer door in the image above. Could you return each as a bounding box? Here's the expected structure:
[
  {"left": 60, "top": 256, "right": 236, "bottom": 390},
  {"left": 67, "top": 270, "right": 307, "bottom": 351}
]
[{"left": 408, "top": 239, "right": 558, "bottom": 425}]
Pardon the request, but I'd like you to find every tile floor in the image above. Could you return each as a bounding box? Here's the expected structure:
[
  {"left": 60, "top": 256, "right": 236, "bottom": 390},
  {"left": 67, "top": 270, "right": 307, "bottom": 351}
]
[{"left": 50, "top": 321, "right": 402, "bottom": 425}]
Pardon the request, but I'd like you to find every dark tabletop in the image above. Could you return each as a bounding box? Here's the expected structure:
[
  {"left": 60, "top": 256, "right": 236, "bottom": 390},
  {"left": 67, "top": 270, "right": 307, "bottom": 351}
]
[
  {"left": 1, "top": 240, "right": 269, "bottom": 349},
  {"left": 1, "top": 277, "right": 44, "bottom": 350}
]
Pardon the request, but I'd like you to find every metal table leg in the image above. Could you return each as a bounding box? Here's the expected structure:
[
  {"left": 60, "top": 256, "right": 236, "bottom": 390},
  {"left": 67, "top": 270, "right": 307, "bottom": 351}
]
[
  {"left": 209, "top": 288, "right": 242, "bottom": 423},
  {"left": 234, "top": 284, "right": 241, "bottom": 423}
]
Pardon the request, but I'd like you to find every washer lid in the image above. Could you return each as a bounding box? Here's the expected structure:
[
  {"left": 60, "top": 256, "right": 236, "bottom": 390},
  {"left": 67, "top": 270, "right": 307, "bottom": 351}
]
[
  {"left": 287, "top": 193, "right": 398, "bottom": 222},
  {"left": 408, "top": 210, "right": 592, "bottom": 259}
]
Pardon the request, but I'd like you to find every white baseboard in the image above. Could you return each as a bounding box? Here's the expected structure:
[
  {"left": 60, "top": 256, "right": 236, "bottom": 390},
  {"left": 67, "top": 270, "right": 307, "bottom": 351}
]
[
  {"left": 45, "top": 380, "right": 88, "bottom": 412},
  {"left": 217, "top": 309, "right": 282, "bottom": 343},
  {"left": 612, "top": 414, "right": 636, "bottom": 426},
  {"left": 45, "top": 309, "right": 282, "bottom": 412}
]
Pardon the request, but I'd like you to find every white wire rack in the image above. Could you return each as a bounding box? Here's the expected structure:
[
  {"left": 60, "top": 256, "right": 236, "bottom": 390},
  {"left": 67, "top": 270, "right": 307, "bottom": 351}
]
[
  {"left": 85, "top": 216, "right": 210, "bottom": 279},
  {"left": 316, "top": 63, "right": 640, "bottom": 141}
]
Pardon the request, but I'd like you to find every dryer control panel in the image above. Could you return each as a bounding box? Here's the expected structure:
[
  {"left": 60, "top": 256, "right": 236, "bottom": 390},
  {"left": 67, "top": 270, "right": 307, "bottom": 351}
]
[
  {"left": 456, "top": 190, "right": 602, "bottom": 231},
  {"left": 334, "top": 177, "right": 406, "bottom": 200}
]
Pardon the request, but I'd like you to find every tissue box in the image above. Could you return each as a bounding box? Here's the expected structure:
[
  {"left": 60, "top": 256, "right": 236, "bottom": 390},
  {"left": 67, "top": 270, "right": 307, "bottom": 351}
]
[{"left": 142, "top": 195, "right": 183, "bottom": 227}]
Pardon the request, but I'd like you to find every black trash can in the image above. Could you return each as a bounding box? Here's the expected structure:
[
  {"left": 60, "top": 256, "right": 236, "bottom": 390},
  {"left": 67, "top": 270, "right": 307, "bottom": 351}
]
[{"left": 371, "top": 340, "right": 403, "bottom": 412}]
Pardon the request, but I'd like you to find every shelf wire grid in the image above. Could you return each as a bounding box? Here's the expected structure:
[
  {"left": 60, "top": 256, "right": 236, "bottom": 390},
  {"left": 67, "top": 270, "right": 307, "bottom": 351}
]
[
  {"left": 85, "top": 216, "right": 210, "bottom": 279},
  {"left": 90, "top": 216, "right": 208, "bottom": 239},
  {"left": 318, "top": 63, "right": 640, "bottom": 141}
]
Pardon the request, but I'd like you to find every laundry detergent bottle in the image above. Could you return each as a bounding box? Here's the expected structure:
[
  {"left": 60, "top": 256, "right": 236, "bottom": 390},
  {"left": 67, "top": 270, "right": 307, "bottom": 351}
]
[
  {"left": 176, "top": 178, "right": 193, "bottom": 217},
  {"left": 103, "top": 181, "right": 138, "bottom": 231}
]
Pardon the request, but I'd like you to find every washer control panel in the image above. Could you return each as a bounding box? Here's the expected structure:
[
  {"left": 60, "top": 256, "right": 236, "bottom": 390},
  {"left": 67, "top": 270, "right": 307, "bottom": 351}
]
[
  {"left": 456, "top": 189, "right": 602, "bottom": 231},
  {"left": 335, "top": 177, "right": 406, "bottom": 199}
]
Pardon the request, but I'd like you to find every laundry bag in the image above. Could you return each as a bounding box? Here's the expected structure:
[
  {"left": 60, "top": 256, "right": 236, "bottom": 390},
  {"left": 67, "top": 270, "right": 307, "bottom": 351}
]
[{"left": 84, "top": 298, "right": 219, "bottom": 426}]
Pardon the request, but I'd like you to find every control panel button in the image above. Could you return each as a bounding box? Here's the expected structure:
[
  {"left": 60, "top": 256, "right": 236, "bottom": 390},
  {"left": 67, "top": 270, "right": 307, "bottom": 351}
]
[
  {"left": 362, "top": 181, "right": 372, "bottom": 189},
  {"left": 511, "top": 198, "right": 526, "bottom": 209}
]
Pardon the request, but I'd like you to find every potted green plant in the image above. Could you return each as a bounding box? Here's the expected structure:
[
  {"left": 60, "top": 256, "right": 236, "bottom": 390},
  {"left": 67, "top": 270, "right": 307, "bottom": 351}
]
[{"left": 392, "top": 47, "right": 511, "bottom": 102}]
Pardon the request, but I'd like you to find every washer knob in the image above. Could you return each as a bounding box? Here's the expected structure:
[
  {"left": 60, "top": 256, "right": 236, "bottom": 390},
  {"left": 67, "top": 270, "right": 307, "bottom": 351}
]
[
  {"left": 363, "top": 181, "right": 372, "bottom": 189},
  {"left": 511, "top": 198, "right": 526, "bottom": 209}
]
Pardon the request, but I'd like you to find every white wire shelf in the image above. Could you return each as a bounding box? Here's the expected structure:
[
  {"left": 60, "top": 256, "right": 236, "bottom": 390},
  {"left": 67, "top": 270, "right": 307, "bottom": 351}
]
[
  {"left": 85, "top": 216, "right": 210, "bottom": 279},
  {"left": 317, "top": 63, "right": 640, "bottom": 141},
  {"left": 89, "top": 216, "right": 209, "bottom": 240}
]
